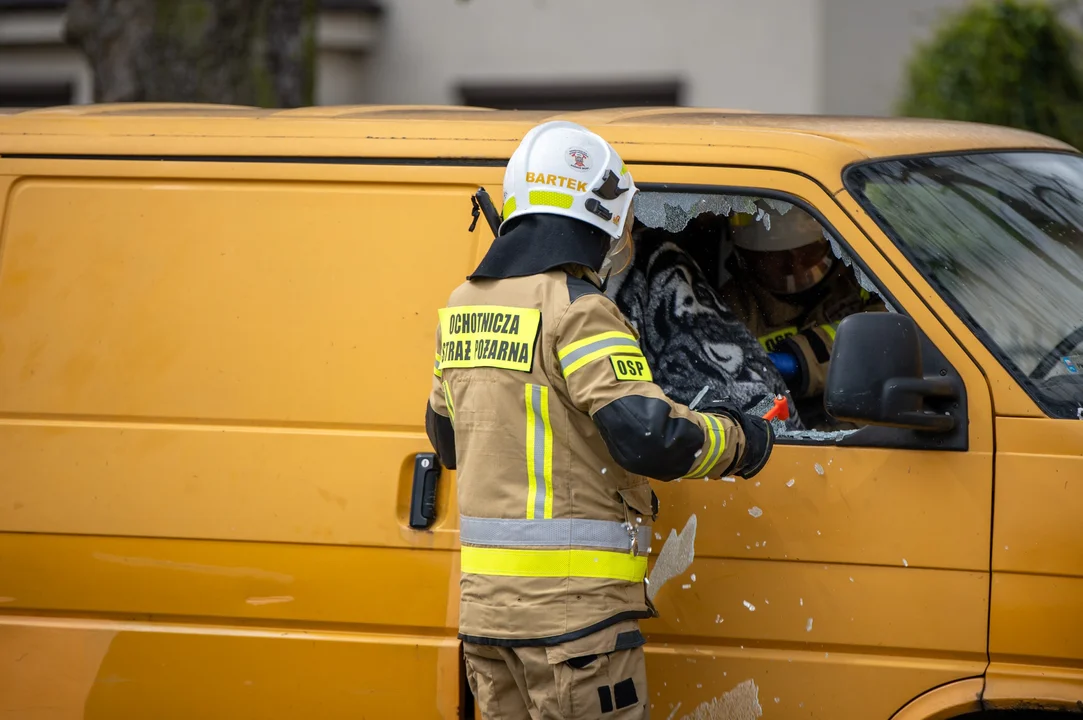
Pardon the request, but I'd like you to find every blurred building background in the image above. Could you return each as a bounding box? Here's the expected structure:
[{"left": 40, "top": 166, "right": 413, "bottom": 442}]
[
  {"left": 1, "top": 0, "right": 982, "bottom": 114},
  {"left": 0, "top": 0, "right": 382, "bottom": 107}
]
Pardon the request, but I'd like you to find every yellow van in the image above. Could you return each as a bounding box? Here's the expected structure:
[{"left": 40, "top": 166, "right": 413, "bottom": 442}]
[{"left": 1, "top": 104, "right": 1081, "bottom": 720}]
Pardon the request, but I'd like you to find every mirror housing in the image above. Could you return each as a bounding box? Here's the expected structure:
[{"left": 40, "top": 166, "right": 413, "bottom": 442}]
[{"left": 825, "top": 313, "right": 958, "bottom": 432}]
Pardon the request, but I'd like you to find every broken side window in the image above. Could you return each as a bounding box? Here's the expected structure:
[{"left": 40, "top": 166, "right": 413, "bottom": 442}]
[{"left": 605, "top": 190, "right": 892, "bottom": 440}]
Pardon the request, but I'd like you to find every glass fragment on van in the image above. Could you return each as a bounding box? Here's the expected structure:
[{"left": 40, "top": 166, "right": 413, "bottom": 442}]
[
  {"left": 825, "top": 233, "right": 898, "bottom": 313},
  {"left": 677, "top": 680, "right": 763, "bottom": 720},
  {"left": 646, "top": 514, "right": 697, "bottom": 601}
]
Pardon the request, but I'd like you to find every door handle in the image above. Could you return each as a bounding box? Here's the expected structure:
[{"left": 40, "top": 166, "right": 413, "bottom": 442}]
[{"left": 409, "top": 453, "right": 441, "bottom": 529}]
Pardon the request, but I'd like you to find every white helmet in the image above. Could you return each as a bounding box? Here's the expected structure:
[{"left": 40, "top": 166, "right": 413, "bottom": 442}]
[
  {"left": 501, "top": 121, "right": 637, "bottom": 239},
  {"left": 730, "top": 207, "right": 824, "bottom": 252}
]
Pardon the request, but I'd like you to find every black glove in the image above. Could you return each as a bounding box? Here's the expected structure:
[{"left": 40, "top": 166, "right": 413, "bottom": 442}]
[{"left": 699, "top": 402, "right": 775, "bottom": 479}]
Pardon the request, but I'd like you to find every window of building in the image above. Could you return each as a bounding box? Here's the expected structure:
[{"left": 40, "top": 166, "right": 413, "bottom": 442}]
[
  {"left": 0, "top": 82, "right": 73, "bottom": 107},
  {"left": 459, "top": 80, "right": 682, "bottom": 111}
]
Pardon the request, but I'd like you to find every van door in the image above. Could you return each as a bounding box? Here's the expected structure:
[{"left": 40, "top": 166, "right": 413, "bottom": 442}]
[
  {"left": 0, "top": 159, "right": 499, "bottom": 719},
  {"left": 835, "top": 149, "right": 1083, "bottom": 711},
  {"left": 626, "top": 165, "right": 993, "bottom": 719},
  {"left": 985, "top": 418, "right": 1083, "bottom": 709}
]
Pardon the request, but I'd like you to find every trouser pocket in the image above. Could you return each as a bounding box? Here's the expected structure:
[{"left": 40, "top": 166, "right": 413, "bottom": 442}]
[{"left": 554, "top": 646, "right": 649, "bottom": 719}]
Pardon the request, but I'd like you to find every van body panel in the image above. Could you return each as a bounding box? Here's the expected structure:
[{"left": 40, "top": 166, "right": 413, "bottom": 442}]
[
  {"left": 0, "top": 178, "right": 473, "bottom": 424},
  {"left": 989, "top": 573, "right": 1083, "bottom": 663},
  {"left": 990, "top": 419, "right": 1083, "bottom": 669},
  {"left": 992, "top": 418, "right": 1083, "bottom": 576},
  {"left": 0, "top": 533, "right": 459, "bottom": 628},
  {"left": 0, "top": 423, "right": 460, "bottom": 548},
  {"left": 0, "top": 160, "right": 472, "bottom": 718},
  {"left": 0, "top": 105, "right": 1068, "bottom": 160},
  {"left": 651, "top": 443, "right": 992, "bottom": 569},
  {"left": 0, "top": 175, "right": 478, "bottom": 549},
  {"left": 646, "top": 646, "right": 985, "bottom": 720},
  {"left": 0, "top": 615, "right": 462, "bottom": 720}
]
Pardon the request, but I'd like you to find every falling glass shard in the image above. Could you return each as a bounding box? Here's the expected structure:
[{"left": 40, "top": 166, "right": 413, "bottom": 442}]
[{"left": 647, "top": 514, "right": 697, "bottom": 601}]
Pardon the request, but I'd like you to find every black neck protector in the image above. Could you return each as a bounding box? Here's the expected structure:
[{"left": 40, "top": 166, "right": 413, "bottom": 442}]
[{"left": 467, "top": 214, "right": 611, "bottom": 281}]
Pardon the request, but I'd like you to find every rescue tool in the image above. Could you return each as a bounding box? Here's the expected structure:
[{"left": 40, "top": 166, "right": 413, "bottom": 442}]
[{"left": 762, "top": 394, "right": 791, "bottom": 422}]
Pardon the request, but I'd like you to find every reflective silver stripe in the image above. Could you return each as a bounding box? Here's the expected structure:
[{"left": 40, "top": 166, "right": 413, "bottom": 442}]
[
  {"left": 460, "top": 516, "right": 650, "bottom": 554},
  {"left": 559, "top": 336, "right": 641, "bottom": 374},
  {"left": 529, "top": 384, "right": 547, "bottom": 518}
]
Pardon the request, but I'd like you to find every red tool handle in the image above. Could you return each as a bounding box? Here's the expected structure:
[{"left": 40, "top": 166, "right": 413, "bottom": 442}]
[{"left": 762, "top": 395, "right": 790, "bottom": 422}]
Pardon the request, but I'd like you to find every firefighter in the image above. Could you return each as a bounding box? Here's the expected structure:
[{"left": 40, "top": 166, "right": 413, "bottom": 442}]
[
  {"left": 426, "top": 121, "right": 775, "bottom": 719},
  {"left": 720, "top": 207, "right": 885, "bottom": 425}
]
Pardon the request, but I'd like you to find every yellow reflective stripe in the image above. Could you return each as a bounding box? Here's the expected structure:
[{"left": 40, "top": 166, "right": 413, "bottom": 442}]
[
  {"left": 460, "top": 546, "right": 648, "bottom": 582},
  {"left": 503, "top": 195, "right": 516, "bottom": 220},
  {"left": 559, "top": 331, "right": 637, "bottom": 360},
  {"left": 821, "top": 323, "right": 837, "bottom": 342},
  {"left": 529, "top": 190, "right": 574, "bottom": 209},
  {"left": 688, "top": 415, "right": 717, "bottom": 478},
  {"left": 686, "top": 412, "right": 719, "bottom": 478},
  {"left": 525, "top": 385, "right": 537, "bottom": 519},
  {"left": 704, "top": 414, "right": 726, "bottom": 474},
  {"left": 541, "top": 389, "right": 554, "bottom": 519},
  {"left": 524, "top": 384, "right": 554, "bottom": 520},
  {"left": 443, "top": 381, "right": 455, "bottom": 423},
  {"left": 434, "top": 352, "right": 442, "bottom": 378}
]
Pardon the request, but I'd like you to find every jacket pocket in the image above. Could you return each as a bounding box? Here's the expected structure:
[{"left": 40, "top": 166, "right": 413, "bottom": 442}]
[{"left": 617, "top": 483, "right": 657, "bottom": 522}]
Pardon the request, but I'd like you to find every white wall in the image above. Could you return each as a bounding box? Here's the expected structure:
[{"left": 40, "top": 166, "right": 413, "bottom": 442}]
[
  {"left": 359, "top": 0, "right": 825, "bottom": 113},
  {"left": 315, "top": 10, "right": 381, "bottom": 105},
  {"left": 821, "top": 0, "right": 970, "bottom": 116}
]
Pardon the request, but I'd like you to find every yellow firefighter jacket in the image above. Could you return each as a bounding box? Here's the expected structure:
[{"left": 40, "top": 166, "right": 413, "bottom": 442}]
[
  {"left": 427, "top": 267, "right": 746, "bottom": 646},
  {"left": 721, "top": 263, "right": 886, "bottom": 399}
]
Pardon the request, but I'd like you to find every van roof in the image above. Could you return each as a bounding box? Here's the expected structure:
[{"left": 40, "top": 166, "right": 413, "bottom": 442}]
[{"left": 0, "top": 104, "right": 1074, "bottom": 183}]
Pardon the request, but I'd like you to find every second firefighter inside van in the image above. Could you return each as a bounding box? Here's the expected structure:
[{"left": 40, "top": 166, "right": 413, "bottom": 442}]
[{"left": 426, "top": 121, "right": 775, "bottom": 720}]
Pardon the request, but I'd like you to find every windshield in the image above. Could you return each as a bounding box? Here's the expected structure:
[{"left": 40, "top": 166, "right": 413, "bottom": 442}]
[{"left": 845, "top": 151, "right": 1083, "bottom": 420}]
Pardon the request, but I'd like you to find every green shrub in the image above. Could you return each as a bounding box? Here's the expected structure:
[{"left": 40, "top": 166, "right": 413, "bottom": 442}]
[{"left": 899, "top": 0, "right": 1083, "bottom": 149}]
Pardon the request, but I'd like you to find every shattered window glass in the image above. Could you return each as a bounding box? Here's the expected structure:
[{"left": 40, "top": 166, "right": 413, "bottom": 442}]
[
  {"left": 847, "top": 151, "right": 1083, "bottom": 420},
  {"left": 606, "top": 189, "right": 891, "bottom": 442},
  {"left": 633, "top": 192, "right": 760, "bottom": 234},
  {"left": 748, "top": 393, "right": 858, "bottom": 442},
  {"left": 627, "top": 191, "right": 892, "bottom": 308},
  {"left": 825, "top": 235, "right": 898, "bottom": 314}
]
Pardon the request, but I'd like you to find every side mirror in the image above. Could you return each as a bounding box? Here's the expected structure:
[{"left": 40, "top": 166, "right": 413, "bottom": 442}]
[{"left": 825, "top": 313, "right": 958, "bottom": 432}]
